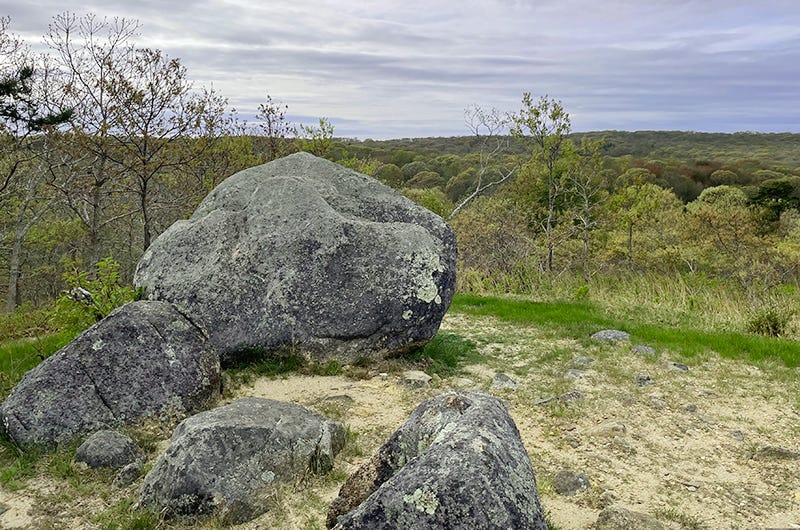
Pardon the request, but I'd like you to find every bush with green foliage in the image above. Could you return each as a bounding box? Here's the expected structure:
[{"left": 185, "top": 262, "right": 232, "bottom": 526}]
[{"left": 54, "top": 257, "right": 137, "bottom": 334}]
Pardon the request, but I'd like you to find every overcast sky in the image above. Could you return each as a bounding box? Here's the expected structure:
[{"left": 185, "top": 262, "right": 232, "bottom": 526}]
[{"left": 3, "top": 0, "right": 799, "bottom": 139}]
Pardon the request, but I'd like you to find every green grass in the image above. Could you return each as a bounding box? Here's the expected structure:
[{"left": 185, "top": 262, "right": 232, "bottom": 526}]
[
  {"left": 0, "top": 330, "right": 76, "bottom": 400},
  {"left": 405, "top": 332, "right": 483, "bottom": 377},
  {"left": 451, "top": 294, "right": 800, "bottom": 367}
]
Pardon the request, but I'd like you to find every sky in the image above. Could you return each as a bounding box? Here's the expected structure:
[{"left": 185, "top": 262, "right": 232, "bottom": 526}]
[{"left": 2, "top": 0, "right": 799, "bottom": 139}]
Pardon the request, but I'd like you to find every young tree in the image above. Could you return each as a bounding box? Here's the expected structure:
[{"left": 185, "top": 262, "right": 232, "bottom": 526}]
[
  {"left": 255, "top": 93, "right": 292, "bottom": 162},
  {"left": 510, "top": 92, "right": 571, "bottom": 272},
  {"left": 105, "top": 47, "right": 228, "bottom": 250},
  {"left": 565, "top": 138, "right": 608, "bottom": 282},
  {"left": 295, "top": 117, "right": 334, "bottom": 158},
  {"left": 608, "top": 183, "right": 682, "bottom": 271}
]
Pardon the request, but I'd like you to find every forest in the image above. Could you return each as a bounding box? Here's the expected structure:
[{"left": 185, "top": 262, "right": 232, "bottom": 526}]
[{"left": 2, "top": 12, "right": 800, "bottom": 352}]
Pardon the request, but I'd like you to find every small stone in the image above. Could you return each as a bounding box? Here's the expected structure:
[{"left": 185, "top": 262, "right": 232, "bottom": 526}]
[
  {"left": 570, "top": 356, "right": 595, "bottom": 368},
  {"left": 684, "top": 403, "right": 697, "bottom": 413},
  {"left": 598, "top": 490, "right": 615, "bottom": 508},
  {"left": 636, "top": 374, "right": 655, "bottom": 387},
  {"left": 491, "top": 373, "right": 518, "bottom": 390},
  {"left": 452, "top": 377, "right": 475, "bottom": 389},
  {"left": 591, "top": 329, "right": 630, "bottom": 343},
  {"left": 751, "top": 445, "right": 800, "bottom": 460},
  {"left": 632, "top": 345, "right": 657, "bottom": 355},
  {"left": 553, "top": 469, "right": 590, "bottom": 496},
  {"left": 564, "top": 434, "right": 582, "bottom": 448},
  {"left": 596, "top": 506, "right": 665, "bottom": 530},
  {"left": 399, "top": 370, "right": 432, "bottom": 388},
  {"left": 589, "top": 421, "right": 627, "bottom": 437},
  {"left": 74, "top": 430, "right": 142, "bottom": 470},
  {"left": 113, "top": 462, "right": 143, "bottom": 488},
  {"left": 667, "top": 361, "right": 689, "bottom": 372},
  {"left": 0, "top": 502, "right": 8, "bottom": 515},
  {"left": 730, "top": 430, "right": 745, "bottom": 442},
  {"left": 564, "top": 369, "right": 588, "bottom": 380},
  {"left": 649, "top": 397, "right": 666, "bottom": 410},
  {"left": 559, "top": 390, "right": 584, "bottom": 403}
]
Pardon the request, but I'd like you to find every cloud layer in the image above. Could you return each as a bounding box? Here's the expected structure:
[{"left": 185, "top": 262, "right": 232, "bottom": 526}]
[{"left": 4, "top": 0, "right": 798, "bottom": 138}]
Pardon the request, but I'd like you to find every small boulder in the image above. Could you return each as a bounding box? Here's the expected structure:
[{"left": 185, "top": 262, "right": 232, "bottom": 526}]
[
  {"left": 1, "top": 301, "right": 220, "bottom": 448},
  {"left": 591, "top": 330, "right": 630, "bottom": 343},
  {"left": 596, "top": 506, "right": 665, "bottom": 530},
  {"left": 114, "top": 461, "right": 144, "bottom": 488},
  {"left": 635, "top": 374, "right": 655, "bottom": 387},
  {"left": 553, "top": 469, "right": 590, "bottom": 496},
  {"left": 667, "top": 361, "right": 689, "bottom": 372},
  {"left": 327, "top": 391, "right": 546, "bottom": 529},
  {"left": 491, "top": 372, "right": 518, "bottom": 390},
  {"left": 570, "top": 356, "right": 595, "bottom": 368},
  {"left": 74, "top": 430, "right": 141, "bottom": 470},
  {"left": 139, "top": 397, "right": 345, "bottom": 525},
  {"left": 751, "top": 445, "right": 800, "bottom": 460},
  {"left": 589, "top": 421, "right": 627, "bottom": 437},
  {"left": 134, "top": 152, "right": 458, "bottom": 363},
  {"left": 632, "top": 345, "right": 657, "bottom": 356}
]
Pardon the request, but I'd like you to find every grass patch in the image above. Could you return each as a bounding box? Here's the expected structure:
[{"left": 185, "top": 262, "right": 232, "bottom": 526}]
[
  {"left": 93, "top": 498, "right": 161, "bottom": 530},
  {"left": 451, "top": 294, "right": 800, "bottom": 367},
  {"left": 405, "top": 332, "right": 483, "bottom": 378},
  {"left": 0, "top": 330, "right": 76, "bottom": 400}
]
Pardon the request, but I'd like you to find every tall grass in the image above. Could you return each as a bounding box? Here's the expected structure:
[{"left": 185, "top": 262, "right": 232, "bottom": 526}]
[{"left": 457, "top": 268, "right": 800, "bottom": 339}]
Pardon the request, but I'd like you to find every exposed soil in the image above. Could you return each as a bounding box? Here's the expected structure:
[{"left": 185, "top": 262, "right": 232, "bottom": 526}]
[{"left": 1, "top": 311, "right": 799, "bottom": 529}]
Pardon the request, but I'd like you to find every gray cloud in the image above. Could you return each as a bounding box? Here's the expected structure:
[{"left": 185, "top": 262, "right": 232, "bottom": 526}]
[{"left": 2, "top": 0, "right": 798, "bottom": 137}]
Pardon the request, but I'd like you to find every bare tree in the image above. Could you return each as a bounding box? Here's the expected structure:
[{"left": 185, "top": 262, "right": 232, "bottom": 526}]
[
  {"left": 45, "top": 13, "right": 142, "bottom": 265},
  {"left": 447, "top": 105, "right": 516, "bottom": 220},
  {"left": 255, "top": 94, "right": 292, "bottom": 162}
]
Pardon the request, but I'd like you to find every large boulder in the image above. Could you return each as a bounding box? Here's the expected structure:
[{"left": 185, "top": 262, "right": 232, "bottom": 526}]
[
  {"left": 327, "top": 391, "right": 547, "bottom": 529},
  {"left": 138, "top": 397, "right": 345, "bottom": 525},
  {"left": 133, "top": 152, "right": 457, "bottom": 362},
  {"left": 0, "top": 301, "right": 220, "bottom": 448}
]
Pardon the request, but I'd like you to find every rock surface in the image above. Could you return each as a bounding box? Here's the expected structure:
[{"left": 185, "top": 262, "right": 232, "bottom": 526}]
[
  {"left": 1, "top": 301, "right": 219, "bottom": 448},
  {"left": 327, "top": 391, "right": 546, "bottom": 529},
  {"left": 134, "top": 152, "right": 457, "bottom": 362},
  {"left": 73, "top": 430, "right": 142, "bottom": 469},
  {"left": 139, "top": 397, "right": 345, "bottom": 525}
]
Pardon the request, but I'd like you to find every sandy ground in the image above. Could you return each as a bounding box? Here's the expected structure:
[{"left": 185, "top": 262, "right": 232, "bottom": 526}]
[{"left": 2, "top": 312, "right": 799, "bottom": 529}]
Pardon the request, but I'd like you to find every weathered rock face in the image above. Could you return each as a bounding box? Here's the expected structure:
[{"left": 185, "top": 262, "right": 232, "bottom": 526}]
[
  {"left": 327, "top": 391, "right": 546, "bottom": 530},
  {"left": 139, "top": 397, "right": 345, "bottom": 525},
  {"left": 0, "top": 301, "right": 219, "bottom": 448},
  {"left": 133, "top": 152, "right": 457, "bottom": 361}
]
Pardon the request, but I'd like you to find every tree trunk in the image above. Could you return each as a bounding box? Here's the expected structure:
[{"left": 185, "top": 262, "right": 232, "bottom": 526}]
[
  {"left": 627, "top": 222, "right": 634, "bottom": 271},
  {"left": 5, "top": 230, "right": 24, "bottom": 312},
  {"left": 141, "top": 178, "right": 151, "bottom": 251}
]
